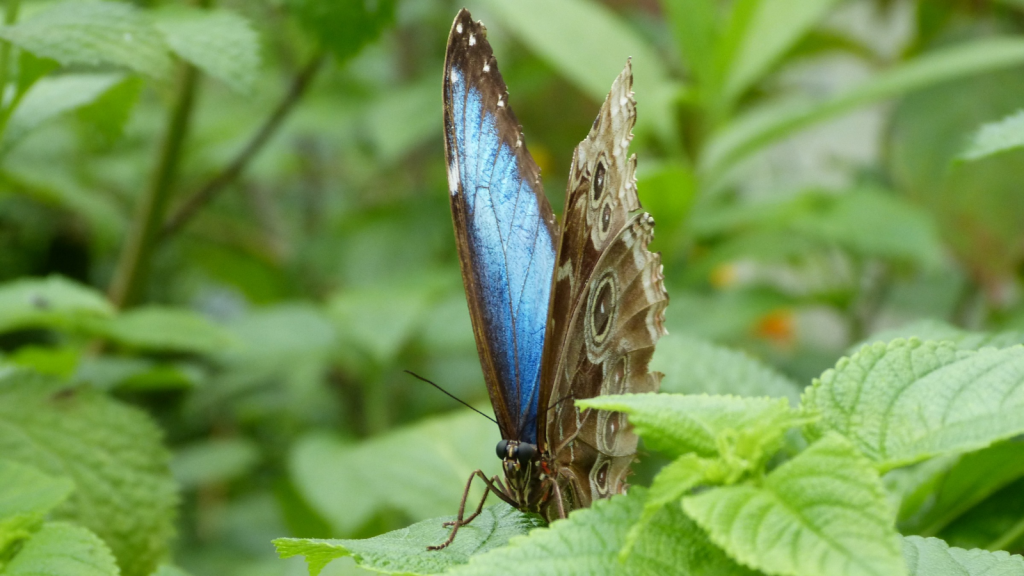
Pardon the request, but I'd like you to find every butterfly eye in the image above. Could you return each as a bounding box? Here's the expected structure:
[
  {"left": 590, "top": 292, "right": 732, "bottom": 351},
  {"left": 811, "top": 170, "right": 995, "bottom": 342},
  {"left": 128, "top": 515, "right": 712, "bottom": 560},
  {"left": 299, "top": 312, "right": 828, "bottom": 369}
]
[
  {"left": 516, "top": 443, "right": 537, "bottom": 464},
  {"left": 496, "top": 439, "right": 510, "bottom": 460},
  {"left": 592, "top": 161, "right": 606, "bottom": 201}
]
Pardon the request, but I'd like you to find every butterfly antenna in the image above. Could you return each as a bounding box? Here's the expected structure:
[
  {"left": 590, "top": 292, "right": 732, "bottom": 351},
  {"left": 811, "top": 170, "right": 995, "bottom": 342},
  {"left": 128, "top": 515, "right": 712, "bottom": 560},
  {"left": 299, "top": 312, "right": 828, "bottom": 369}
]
[{"left": 404, "top": 370, "right": 498, "bottom": 425}]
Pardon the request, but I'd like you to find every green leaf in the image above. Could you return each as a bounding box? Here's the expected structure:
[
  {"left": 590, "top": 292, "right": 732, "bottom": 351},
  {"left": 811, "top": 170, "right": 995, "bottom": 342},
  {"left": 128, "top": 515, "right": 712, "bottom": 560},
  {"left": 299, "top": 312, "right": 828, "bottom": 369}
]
[
  {"left": 958, "top": 109, "right": 1024, "bottom": 162},
  {"left": 97, "top": 306, "right": 234, "bottom": 355},
  {"left": 76, "top": 75, "right": 143, "bottom": 148},
  {"left": 328, "top": 286, "right": 433, "bottom": 365},
  {"left": 720, "top": 0, "right": 843, "bottom": 106},
  {"left": 803, "top": 339, "right": 1024, "bottom": 471},
  {"left": 702, "top": 37, "right": 1024, "bottom": 181},
  {"left": 150, "top": 566, "right": 191, "bottom": 576},
  {"left": 683, "top": 434, "right": 907, "bottom": 576},
  {"left": 3, "top": 521, "right": 119, "bottom": 576},
  {"left": 152, "top": 7, "right": 260, "bottom": 93},
  {"left": 788, "top": 189, "right": 945, "bottom": 269},
  {"left": 289, "top": 410, "right": 497, "bottom": 535},
  {"left": 448, "top": 491, "right": 640, "bottom": 576},
  {"left": 480, "top": 0, "right": 680, "bottom": 138},
  {"left": 626, "top": 488, "right": 762, "bottom": 576},
  {"left": 274, "top": 504, "right": 542, "bottom": 576},
  {"left": 899, "top": 440, "right": 1024, "bottom": 536},
  {"left": 0, "top": 369, "right": 177, "bottom": 576},
  {"left": 903, "top": 536, "right": 1024, "bottom": 575},
  {"left": 0, "top": 459, "right": 74, "bottom": 520},
  {"left": 285, "top": 0, "right": 395, "bottom": 62},
  {"left": 652, "top": 333, "right": 802, "bottom": 403},
  {"left": 4, "top": 73, "right": 125, "bottom": 149},
  {"left": 578, "top": 393, "right": 797, "bottom": 461},
  {"left": 662, "top": 0, "right": 719, "bottom": 103},
  {"left": 861, "top": 320, "right": 1024, "bottom": 351},
  {"left": 171, "top": 438, "right": 260, "bottom": 489},
  {"left": 0, "top": 276, "right": 113, "bottom": 335},
  {"left": 0, "top": 1, "right": 171, "bottom": 77}
]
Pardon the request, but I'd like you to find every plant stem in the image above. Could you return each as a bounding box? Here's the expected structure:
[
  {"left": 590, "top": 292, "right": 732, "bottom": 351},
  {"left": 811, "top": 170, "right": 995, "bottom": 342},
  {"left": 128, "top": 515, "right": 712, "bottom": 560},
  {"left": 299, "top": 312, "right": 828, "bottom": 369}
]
[
  {"left": 108, "top": 64, "right": 200, "bottom": 308},
  {"left": 160, "top": 49, "right": 328, "bottom": 238}
]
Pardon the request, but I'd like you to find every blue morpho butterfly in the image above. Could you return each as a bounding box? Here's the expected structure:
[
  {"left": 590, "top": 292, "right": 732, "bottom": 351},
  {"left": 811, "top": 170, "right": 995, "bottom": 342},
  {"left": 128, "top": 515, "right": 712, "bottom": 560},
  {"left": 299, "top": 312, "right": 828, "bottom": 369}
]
[{"left": 432, "top": 9, "right": 668, "bottom": 549}]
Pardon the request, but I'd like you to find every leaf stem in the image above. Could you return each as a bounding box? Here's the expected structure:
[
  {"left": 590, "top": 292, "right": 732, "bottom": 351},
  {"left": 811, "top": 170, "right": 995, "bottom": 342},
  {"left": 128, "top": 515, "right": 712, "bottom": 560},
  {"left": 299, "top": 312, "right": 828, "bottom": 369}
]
[
  {"left": 160, "top": 49, "right": 328, "bottom": 238},
  {"left": 107, "top": 64, "right": 200, "bottom": 307}
]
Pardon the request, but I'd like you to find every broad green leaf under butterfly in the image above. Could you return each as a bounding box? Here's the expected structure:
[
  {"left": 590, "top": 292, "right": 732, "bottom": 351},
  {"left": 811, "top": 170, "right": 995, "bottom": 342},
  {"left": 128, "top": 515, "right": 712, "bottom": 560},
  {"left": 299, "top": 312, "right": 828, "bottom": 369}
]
[
  {"left": 0, "top": 369, "right": 177, "bottom": 576},
  {"left": 152, "top": 6, "right": 260, "bottom": 93},
  {"left": 289, "top": 410, "right": 497, "bottom": 535},
  {"left": 274, "top": 504, "right": 542, "bottom": 576},
  {"left": 3, "top": 521, "right": 119, "bottom": 576},
  {"left": 0, "top": 1, "right": 171, "bottom": 78},
  {"left": 903, "top": 536, "right": 1024, "bottom": 575},
  {"left": 652, "top": 333, "right": 802, "bottom": 402},
  {"left": 959, "top": 109, "right": 1024, "bottom": 162},
  {"left": 683, "top": 434, "right": 907, "bottom": 576},
  {"left": 578, "top": 393, "right": 798, "bottom": 461},
  {"left": 0, "top": 275, "right": 113, "bottom": 335},
  {"left": 803, "top": 338, "right": 1024, "bottom": 471}
]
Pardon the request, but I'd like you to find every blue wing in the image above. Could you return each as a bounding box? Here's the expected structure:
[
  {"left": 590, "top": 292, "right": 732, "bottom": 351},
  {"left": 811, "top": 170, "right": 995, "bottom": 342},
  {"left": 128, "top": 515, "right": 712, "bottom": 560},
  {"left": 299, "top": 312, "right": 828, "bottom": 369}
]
[{"left": 443, "top": 10, "right": 557, "bottom": 444}]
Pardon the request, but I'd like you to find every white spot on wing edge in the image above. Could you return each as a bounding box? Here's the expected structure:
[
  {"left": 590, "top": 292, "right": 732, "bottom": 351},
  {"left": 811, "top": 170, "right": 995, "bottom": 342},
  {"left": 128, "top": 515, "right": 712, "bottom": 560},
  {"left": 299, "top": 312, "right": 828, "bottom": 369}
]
[
  {"left": 447, "top": 159, "right": 460, "bottom": 196},
  {"left": 483, "top": 62, "right": 490, "bottom": 72},
  {"left": 469, "top": 34, "right": 476, "bottom": 46},
  {"left": 456, "top": 23, "right": 463, "bottom": 34},
  {"left": 497, "top": 98, "right": 505, "bottom": 108},
  {"left": 450, "top": 70, "right": 457, "bottom": 83}
]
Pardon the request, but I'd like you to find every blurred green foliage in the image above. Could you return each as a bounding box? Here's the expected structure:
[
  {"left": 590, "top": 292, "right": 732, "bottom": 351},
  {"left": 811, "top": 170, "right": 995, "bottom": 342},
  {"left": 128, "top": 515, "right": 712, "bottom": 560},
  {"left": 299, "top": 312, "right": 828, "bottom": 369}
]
[{"left": 2, "top": 0, "right": 1024, "bottom": 574}]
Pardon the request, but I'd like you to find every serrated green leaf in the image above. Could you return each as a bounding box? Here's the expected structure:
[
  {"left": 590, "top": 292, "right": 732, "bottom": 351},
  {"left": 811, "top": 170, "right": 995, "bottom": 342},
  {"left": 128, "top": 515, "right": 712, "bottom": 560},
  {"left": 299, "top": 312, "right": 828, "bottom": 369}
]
[
  {"left": 721, "top": 0, "right": 843, "bottom": 106},
  {"left": 903, "top": 536, "right": 1024, "bottom": 575},
  {"left": 4, "top": 521, "right": 119, "bottom": 576},
  {"left": 0, "top": 275, "right": 113, "bottom": 335},
  {"left": 899, "top": 440, "right": 1024, "bottom": 536},
  {"left": 0, "top": 459, "right": 74, "bottom": 520},
  {"left": 653, "top": 333, "right": 802, "bottom": 402},
  {"left": 153, "top": 7, "right": 260, "bottom": 93},
  {"left": 578, "top": 393, "right": 796, "bottom": 461},
  {"left": 480, "top": 0, "right": 679, "bottom": 139},
  {"left": 803, "top": 339, "right": 1024, "bottom": 470},
  {"left": 448, "top": 491, "right": 640, "bottom": 576},
  {"left": 626, "top": 490, "right": 761, "bottom": 576},
  {"left": 4, "top": 73, "right": 124, "bottom": 149},
  {"left": 0, "top": 370, "right": 177, "bottom": 576},
  {"left": 684, "top": 434, "right": 906, "bottom": 576},
  {"left": 285, "top": 0, "right": 395, "bottom": 62},
  {"left": 620, "top": 454, "right": 709, "bottom": 561},
  {"left": 97, "top": 306, "right": 233, "bottom": 355},
  {"left": 0, "top": 1, "right": 171, "bottom": 77},
  {"left": 959, "top": 109, "right": 1024, "bottom": 162},
  {"left": 702, "top": 38, "right": 1024, "bottom": 181},
  {"left": 274, "top": 504, "right": 542, "bottom": 576},
  {"left": 860, "top": 320, "right": 1024, "bottom": 351},
  {"left": 289, "top": 410, "right": 497, "bottom": 535},
  {"left": 171, "top": 438, "right": 260, "bottom": 489}
]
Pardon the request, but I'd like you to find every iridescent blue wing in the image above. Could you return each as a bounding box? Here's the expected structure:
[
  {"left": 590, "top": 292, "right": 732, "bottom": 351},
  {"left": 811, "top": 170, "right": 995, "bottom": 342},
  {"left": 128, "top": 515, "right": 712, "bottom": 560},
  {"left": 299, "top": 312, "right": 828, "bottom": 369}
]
[{"left": 442, "top": 10, "right": 558, "bottom": 444}]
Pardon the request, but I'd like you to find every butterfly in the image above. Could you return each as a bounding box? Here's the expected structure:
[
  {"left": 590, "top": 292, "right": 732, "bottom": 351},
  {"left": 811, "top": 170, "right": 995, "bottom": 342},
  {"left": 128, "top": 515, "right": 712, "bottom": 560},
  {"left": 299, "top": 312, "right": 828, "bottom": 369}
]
[{"left": 433, "top": 9, "right": 668, "bottom": 550}]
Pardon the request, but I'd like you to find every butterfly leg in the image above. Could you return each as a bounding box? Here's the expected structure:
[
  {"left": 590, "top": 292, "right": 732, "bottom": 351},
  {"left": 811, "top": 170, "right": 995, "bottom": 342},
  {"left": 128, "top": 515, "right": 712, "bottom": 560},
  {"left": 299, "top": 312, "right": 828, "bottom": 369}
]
[
  {"left": 428, "top": 470, "right": 512, "bottom": 551},
  {"left": 550, "top": 478, "right": 567, "bottom": 519}
]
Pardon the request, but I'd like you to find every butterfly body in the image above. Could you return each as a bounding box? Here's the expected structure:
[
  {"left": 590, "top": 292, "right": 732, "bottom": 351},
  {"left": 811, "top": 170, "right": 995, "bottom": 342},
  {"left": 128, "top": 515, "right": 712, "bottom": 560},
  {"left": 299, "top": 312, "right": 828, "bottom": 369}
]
[{"left": 437, "top": 10, "right": 667, "bottom": 546}]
